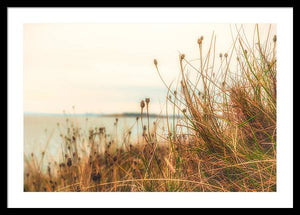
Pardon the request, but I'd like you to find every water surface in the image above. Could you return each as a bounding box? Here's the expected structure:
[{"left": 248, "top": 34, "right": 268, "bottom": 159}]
[{"left": 24, "top": 115, "right": 167, "bottom": 162}]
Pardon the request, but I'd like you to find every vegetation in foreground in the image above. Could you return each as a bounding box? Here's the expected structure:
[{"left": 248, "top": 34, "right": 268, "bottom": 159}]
[{"left": 24, "top": 25, "right": 276, "bottom": 192}]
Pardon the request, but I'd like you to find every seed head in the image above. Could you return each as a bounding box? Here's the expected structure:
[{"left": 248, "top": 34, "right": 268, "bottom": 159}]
[
  {"left": 273, "top": 35, "right": 277, "bottom": 43},
  {"left": 96, "top": 173, "right": 101, "bottom": 180},
  {"left": 197, "top": 36, "right": 204, "bottom": 45},
  {"left": 154, "top": 59, "right": 158, "bottom": 66},
  {"left": 91, "top": 172, "right": 101, "bottom": 182},
  {"left": 140, "top": 100, "right": 145, "bottom": 109},
  {"left": 224, "top": 53, "right": 228, "bottom": 58},
  {"left": 219, "top": 53, "right": 223, "bottom": 58},
  {"left": 180, "top": 54, "right": 185, "bottom": 60},
  {"left": 67, "top": 158, "right": 72, "bottom": 167},
  {"left": 145, "top": 98, "right": 150, "bottom": 104},
  {"left": 99, "top": 127, "right": 105, "bottom": 134}
]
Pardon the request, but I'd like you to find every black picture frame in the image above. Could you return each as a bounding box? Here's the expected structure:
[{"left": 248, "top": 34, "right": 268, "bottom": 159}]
[{"left": 3, "top": 1, "right": 295, "bottom": 214}]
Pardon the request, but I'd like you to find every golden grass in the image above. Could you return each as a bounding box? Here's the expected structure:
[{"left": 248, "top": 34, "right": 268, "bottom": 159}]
[{"left": 24, "top": 24, "right": 276, "bottom": 192}]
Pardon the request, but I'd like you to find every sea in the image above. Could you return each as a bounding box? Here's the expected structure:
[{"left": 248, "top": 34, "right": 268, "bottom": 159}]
[{"left": 24, "top": 114, "right": 168, "bottom": 163}]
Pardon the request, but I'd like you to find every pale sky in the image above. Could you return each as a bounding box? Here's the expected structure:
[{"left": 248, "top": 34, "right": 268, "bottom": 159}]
[{"left": 24, "top": 23, "right": 275, "bottom": 114}]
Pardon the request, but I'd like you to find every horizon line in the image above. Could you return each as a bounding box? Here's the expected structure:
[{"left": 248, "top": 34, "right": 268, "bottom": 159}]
[{"left": 23, "top": 112, "right": 175, "bottom": 117}]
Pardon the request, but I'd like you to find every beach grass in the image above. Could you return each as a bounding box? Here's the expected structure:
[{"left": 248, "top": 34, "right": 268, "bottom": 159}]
[{"left": 24, "top": 24, "right": 276, "bottom": 192}]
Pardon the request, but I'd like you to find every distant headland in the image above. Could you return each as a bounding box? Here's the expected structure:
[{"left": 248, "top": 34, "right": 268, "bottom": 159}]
[{"left": 24, "top": 112, "right": 176, "bottom": 118}]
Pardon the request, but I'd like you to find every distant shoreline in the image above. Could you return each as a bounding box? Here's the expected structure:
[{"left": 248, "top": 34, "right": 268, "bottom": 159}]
[{"left": 24, "top": 112, "right": 177, "bottom": 118}]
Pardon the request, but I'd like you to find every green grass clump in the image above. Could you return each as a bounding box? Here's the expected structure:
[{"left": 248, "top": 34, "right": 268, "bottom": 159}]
[{"left": 24, "top": 24, "right": 276, "bottom": 192}]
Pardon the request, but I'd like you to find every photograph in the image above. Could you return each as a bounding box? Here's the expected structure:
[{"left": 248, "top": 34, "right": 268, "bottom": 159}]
[{"left": 23, "top": 23, "right": 277, "bottom": 192}]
